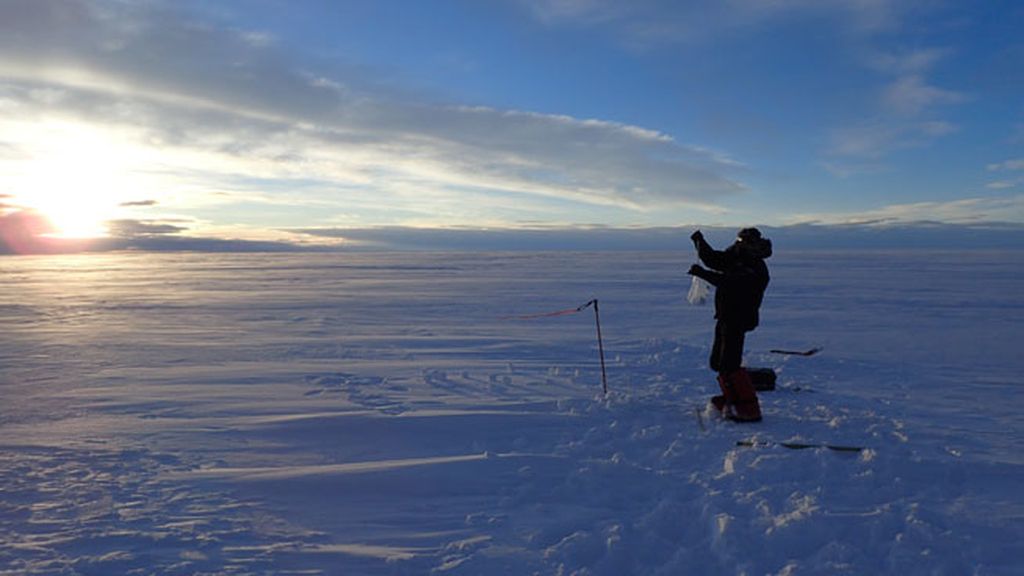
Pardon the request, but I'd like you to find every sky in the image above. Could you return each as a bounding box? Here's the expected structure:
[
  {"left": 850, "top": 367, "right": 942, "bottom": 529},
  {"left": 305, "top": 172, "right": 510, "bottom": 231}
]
[{"left": 1, "top": 0, "right": 1023, "bottom": 252}]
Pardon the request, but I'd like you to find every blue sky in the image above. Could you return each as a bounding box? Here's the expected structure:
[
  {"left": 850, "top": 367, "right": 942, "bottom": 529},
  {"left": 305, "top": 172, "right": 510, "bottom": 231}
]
[{"left": 1, "top": 0, "right": 1023, "bottom": 251}]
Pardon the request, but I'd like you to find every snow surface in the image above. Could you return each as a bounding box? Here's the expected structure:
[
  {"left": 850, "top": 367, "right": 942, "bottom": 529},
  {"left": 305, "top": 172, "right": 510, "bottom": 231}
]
[{"left": 1, "top": 250, "right": 1021, "bottom": 575}]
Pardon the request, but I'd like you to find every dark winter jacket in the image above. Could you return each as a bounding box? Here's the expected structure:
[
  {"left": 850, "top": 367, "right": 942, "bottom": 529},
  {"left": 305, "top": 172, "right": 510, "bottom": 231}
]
[{"left": 690, "top": 237, "right": 771, "bottom": 331}]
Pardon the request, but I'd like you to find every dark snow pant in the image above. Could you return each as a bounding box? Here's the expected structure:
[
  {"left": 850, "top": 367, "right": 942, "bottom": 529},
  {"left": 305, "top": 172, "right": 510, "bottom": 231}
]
[
  {"left": 709, "top": 321, "right": 746, "bottom": 373},
  {"left": 709, "top": 321, "right": 762, "bottom": 422}
]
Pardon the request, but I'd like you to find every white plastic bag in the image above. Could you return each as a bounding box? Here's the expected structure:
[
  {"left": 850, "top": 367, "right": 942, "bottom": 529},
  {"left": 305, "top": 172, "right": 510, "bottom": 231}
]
[{"left": 687, "top": 275, "right": 711, "bottom": 305}]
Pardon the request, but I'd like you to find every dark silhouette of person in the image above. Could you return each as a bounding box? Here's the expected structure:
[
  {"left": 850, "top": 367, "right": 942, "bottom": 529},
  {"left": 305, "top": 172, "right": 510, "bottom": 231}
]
[{"left": 688, "top": 228, "right": 772, "bottom": 422}]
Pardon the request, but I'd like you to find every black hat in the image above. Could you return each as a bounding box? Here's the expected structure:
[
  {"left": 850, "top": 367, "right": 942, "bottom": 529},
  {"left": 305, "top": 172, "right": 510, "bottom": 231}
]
[
  {"left": 737, "top": 227, "right": 762, "bottom": 242},
  {"left": 736, "top": 227, "right": 772, "bottom": 259}
]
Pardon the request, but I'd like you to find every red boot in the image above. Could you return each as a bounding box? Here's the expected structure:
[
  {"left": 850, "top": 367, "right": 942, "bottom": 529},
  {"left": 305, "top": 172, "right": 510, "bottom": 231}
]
[{"left": 716, "top": 369, "right": 762, "bottom": 422}]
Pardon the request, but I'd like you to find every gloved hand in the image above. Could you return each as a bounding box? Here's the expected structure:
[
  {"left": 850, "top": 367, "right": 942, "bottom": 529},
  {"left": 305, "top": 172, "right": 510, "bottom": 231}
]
[
  {"left": 688, "top": 264, "right": 705, "bottom": 276},
  {"left": 690, "top": 230, "right": 704, "bottom": 246}
]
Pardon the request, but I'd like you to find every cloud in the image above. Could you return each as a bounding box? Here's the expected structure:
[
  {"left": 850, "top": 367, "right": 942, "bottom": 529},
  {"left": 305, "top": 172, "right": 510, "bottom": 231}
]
[
  {"left": 882, "top": 75, "right": 965, "bottom": 116},
  {"left": 871, "top": 49, "right": 965, "bottom": 116},
  {"left": 986, "top": 181, "right": 1019, "bottom": 190},
  {"left": 293, "top": 221, "right": 1024, "bottom": 251},
  {"left": 986, "top": 158, "right": 1024, "bottom": 189},
  {"left": 517, "top": 0, "right": 906, "bottom": 44},
  {"left": 829, "top": 120, "right": 958, "bottom": 159},
  {"left": 827, "top": 45, "right": 964, "bottom": 170},
  {"left": 523, "top": 0, "right": 623, "bottom": 25},
  {"left": 828, "top": 49, "right": 961, "bottom": 163},
  {"left": 987, "top": 158, "right": 1024, "bottom": 172},
  {"left": 0, "top": 0, "right": 745, "bottom": 223},
  {"left": 106, "top": 218, "right": 188, "bottom": 237},
  {"left": 295, "top": 224, "right": 685, "bottom": 251},
  {"left": 0, "top": 208, "right": 54, "bottom": 246},
  {"left": 867, "top": 47, "right": 951, "bottom": 76},
  {"left": 789, "top": 194, "right": 1024, "bottom": 227},
  {"left": 725, "top": 0, "right": 903, "bottom": 33},
  {"left": 119, "top": 200, "right": 159, "bottom": 208},
  {"left": 764, "top": 221, "right": 1024, "bottom": 250}
]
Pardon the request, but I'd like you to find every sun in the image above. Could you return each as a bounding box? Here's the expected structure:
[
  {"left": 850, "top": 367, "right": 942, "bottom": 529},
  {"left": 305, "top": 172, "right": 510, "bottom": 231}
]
[
  {"left": 12, "top": 122, "right": 141, "bottom": 239},
  {"left": 26, "top": 189, "right": 116, "bottom": 239}
]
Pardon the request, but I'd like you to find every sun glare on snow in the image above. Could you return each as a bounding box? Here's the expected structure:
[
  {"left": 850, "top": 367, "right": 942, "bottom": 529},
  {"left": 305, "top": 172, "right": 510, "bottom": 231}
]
[{"left": 11, "top": 122, "right": 148, "bottom": 239}]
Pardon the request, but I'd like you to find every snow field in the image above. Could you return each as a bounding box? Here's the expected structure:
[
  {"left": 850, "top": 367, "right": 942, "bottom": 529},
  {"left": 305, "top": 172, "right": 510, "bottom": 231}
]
[{"left": 1, "top": 251, "right": 1021, "bottom": 575}]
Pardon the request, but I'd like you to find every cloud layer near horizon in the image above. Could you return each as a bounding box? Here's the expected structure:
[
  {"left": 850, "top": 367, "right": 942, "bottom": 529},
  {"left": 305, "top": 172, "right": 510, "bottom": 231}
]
[
  {"left": 292, "top": 222, "right": 1024, "bottom": 252},
  {"left": 6, "top": 219, "right": 1024, "bottom": 254}
]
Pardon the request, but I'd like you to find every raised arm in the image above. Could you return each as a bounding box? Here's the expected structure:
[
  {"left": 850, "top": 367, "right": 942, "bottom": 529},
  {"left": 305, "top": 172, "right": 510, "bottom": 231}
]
[{"left": 691, "top": 231, "right": 733, "bottom": 272}]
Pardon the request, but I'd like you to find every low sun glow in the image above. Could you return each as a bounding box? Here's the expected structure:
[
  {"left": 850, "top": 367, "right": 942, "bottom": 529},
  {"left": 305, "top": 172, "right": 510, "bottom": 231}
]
[{"left": 11, "top": 122, "right": 144, "bottom": 239}]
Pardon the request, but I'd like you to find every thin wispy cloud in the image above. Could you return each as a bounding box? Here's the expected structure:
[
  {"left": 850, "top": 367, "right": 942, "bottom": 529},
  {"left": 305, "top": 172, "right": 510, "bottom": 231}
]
[
  {"left": 518, "top": 0, "right": 906, "bottom": 45},
  {"left": 829, "top": 120, "right": 959, "bottom": 159},
  {"left": 882, "top": 75, "right": 965, "bottom": 116},
  {"left": 119, "top": 200, "right": 159, "bottom": 208},
  {"left": 986, "top": 158, "right": 1024, "bottom": 190},
  {"left": 870, "top": 48, "right": 966, "bottom": 117},
  {"left": 827, "top": 46, "right": 966, "bottom": 175},
  {"left": 987, "top": 158, "right": 1024, "bottom": 172}
]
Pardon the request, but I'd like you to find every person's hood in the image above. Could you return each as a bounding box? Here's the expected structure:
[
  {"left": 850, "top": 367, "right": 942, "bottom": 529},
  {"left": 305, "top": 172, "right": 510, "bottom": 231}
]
[
  {"left": 748, "top": 237, "right": 772, "bottom": 259},
  {"left": 729, "top": 237, "right": 772, "bottom": 261}
]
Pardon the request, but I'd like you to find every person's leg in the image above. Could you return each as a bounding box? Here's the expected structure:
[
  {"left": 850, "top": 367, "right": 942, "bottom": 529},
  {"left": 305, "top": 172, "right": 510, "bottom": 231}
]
[
  {"left": 710, "top": 321, "right": 744, "bottom": 371},
  {"left": 710, "top": 322, "right": 732, "bottom": 410},
  {"left": 713, "top": 325, "right": 761, "bottom": 421},
  {"left": 719, "top": 323, "right": 745, "bottom": 373},
  {"left": 709, "top": 321, "right": 725, "bottom": 372}
]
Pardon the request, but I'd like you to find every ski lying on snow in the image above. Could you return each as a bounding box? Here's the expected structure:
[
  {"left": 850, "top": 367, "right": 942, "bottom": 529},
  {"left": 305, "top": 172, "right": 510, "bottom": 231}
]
[
  {"left": 769, "top": 347, "right": 823, "bottom": 356},
  {"left": 736, "top": 439, "right": 865, "bottom": 452}
]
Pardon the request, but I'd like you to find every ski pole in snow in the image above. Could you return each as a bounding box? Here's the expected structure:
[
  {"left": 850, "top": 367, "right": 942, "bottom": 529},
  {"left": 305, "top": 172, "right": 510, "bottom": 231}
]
[
  {"left": 769, "top": 347, "right": 823, "bottom": 357},
  {"left": 591, "top": 299, "right": 608, "bottom": 396},
  {"left": 566, "top": 299, "right": 609, "bottom": 395},
  {"left": 736, "top": 439, "right": 864, "bottom": 452}
]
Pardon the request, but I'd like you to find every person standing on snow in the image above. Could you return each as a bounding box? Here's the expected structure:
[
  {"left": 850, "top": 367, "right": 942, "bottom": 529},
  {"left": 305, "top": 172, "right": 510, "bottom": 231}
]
[{"left": 687, "top": 227, "right": 772, "bottom": 422}]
